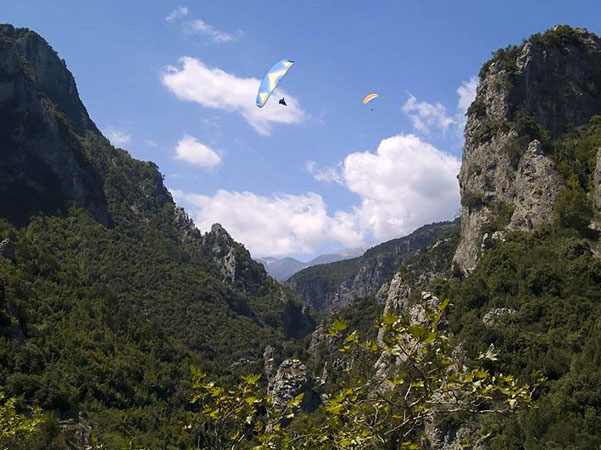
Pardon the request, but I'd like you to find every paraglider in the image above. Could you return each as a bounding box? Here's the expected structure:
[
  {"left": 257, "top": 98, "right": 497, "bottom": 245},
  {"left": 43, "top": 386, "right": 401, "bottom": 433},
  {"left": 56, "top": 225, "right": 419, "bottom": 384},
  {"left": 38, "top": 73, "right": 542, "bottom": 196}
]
[
  {"left": 256, "top": 59, "right": 295, "bottom": 108},
  {"left": 363, "top": 93, "right": 379, "bottom": 111},
  {"left": 279, "top": 97, "right": 287, "bottom": 106}
]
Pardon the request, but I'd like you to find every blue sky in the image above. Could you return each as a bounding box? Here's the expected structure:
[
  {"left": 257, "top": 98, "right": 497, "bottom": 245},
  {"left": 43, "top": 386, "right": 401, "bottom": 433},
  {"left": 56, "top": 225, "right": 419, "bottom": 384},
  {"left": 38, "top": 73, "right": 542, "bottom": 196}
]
[{"left": 4, "top": 0, "right": 601, "bottom": 260}]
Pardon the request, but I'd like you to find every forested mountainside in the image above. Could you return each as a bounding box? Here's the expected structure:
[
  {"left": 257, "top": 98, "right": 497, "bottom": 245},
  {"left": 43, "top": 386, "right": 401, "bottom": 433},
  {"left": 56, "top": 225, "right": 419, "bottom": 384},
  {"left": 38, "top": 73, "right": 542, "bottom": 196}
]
[
  {"left": 0, "top": 24, "right": 315, "bottom": 448},
  {"left": 286, "top": 219, "right": 459, "bottom": 314}
]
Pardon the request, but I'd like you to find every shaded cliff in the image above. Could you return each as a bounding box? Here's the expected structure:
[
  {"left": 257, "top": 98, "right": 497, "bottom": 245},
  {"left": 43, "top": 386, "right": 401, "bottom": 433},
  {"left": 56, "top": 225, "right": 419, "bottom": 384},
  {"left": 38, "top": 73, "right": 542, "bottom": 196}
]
[{"left": 0, "top": 25, "right": 109, "bottom": 226}]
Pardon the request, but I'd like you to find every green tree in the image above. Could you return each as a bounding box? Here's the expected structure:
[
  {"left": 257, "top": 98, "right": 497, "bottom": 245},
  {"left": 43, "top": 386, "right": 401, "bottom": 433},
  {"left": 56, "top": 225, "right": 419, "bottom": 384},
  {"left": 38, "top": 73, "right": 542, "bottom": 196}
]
[
  {"left": 554, "top": 180, "right": 593, "bottom": 232},
  {"left": 0, "top": 393, "right": 43, "bottom": 450},
  {"left": 189, "top": 301, "right": 543, "bottom": 449}
]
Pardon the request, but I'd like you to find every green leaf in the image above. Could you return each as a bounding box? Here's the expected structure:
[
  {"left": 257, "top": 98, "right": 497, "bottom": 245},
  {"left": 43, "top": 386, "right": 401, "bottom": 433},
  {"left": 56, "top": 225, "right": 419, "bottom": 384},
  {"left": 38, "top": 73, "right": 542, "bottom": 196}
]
[
  {"left": 382, "top": 312, "right": 397, "bottom": 325},
  {"left": 344, "top": 330, "right": 359, "bottom": 343},
  {"left": 328, "top": 318, "right": 349, "bottom": 335},
  {"left": 241, "top": 374, "right": 262, "bottom": 385}
]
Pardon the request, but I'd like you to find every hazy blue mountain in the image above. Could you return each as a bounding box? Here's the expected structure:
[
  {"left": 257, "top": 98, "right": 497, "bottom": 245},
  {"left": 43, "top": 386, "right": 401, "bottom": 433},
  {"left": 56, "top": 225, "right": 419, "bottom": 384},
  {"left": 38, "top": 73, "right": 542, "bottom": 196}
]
[{"left": 257, "top": 246, "right": 366, "bottom": 281}]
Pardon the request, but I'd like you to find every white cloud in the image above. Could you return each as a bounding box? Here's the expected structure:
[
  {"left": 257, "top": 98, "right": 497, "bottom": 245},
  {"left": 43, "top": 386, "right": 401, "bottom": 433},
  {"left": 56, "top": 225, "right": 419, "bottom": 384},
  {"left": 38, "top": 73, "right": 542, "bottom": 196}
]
[
  {"left": 342, "top": 134, "right": 461, "bottom": 240},
  {"left": 183, "top": 19, "right": 240, "bottom": 43},
  {"left": 306, "top": 160, "right": 343, "bottom": 185},
  {"left": 170, "top": 189, "right": 362, "bottom": 257},
  {"left": 172, "top": 134, "right": 460, "bottom": 257},
  {"left": 174, "top": 135, "right": 222, "bottom": 168},
  {"left": 105, "top": 126, "right": 131, "bottom": 146},
  {"left": 161, "top": 57, "right": 305, "bottom": 136},
  {"left": 457, "top": 76, "right": 479, "bottom": 113},
  {"left": 166, "top": 6, "right": 188, "bottom": 23},
  {"left": 402, "top": 94, "right": 456, "bottom": 135},
  {"left": 403, "top": 77, "right": 479, "bottom": 136}
]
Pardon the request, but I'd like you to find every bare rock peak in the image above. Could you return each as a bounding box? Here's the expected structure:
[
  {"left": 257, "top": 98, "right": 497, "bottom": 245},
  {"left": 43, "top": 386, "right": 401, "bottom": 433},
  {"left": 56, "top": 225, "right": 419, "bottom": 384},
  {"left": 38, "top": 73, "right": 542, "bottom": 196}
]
[{"left": 454, "top": 25, "right": 601, "bottom": 273}]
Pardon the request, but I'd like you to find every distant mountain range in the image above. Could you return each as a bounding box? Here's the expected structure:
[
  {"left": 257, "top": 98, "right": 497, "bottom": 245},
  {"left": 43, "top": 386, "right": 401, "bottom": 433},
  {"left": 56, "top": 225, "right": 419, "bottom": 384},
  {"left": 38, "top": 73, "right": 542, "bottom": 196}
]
[{"left": 256, "top": 246, "right": 367, "bottom": 281}]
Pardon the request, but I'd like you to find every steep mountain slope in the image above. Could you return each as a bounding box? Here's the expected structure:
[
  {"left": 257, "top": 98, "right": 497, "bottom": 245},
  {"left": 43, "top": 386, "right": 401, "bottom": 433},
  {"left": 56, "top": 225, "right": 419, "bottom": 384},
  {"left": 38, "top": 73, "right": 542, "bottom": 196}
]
[
  {"left": 0, "top": 24, "right": 314, "bottom": 448},
  {"left": 286, "top": 219, "right": 459, "bottom": 313}
]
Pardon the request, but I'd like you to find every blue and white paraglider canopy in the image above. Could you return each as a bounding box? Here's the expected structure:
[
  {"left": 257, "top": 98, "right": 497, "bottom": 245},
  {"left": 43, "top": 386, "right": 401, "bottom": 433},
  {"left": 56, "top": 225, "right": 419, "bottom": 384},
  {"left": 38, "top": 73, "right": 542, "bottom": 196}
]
[{"left": 256, "top": 59, "right": 294, "bottom": 108}]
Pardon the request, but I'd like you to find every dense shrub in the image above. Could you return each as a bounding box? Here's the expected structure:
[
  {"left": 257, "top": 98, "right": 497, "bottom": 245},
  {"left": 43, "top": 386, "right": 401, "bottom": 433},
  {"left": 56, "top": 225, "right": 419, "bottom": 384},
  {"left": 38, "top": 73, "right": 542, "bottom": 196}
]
[{"left": 554, "top": 183, "right": 593, "bottom": 232}]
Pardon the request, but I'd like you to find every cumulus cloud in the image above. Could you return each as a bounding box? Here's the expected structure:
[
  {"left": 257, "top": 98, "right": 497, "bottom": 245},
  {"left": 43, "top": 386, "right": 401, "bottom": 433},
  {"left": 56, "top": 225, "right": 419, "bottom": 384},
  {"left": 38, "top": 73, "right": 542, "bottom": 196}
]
[
  {"left": 105, "top": 126, "right": 131, "bottom": 146},
  {"left": 166, "top": 6, "right": 188, "bottom": 23},
  {"left": 306, "top": 160, "right": 343, "bottom": 185},
  {"left": 457, "top": 76, "right": 479, "bottom": 113},
  {"left": 173, "top": 134, "right": 460, "bottom": 256},
  {"left": 161, "top": 57, "right": 305, "bottom": 135},
  {"left": 402, "top": 95, "right": 456, "bottom": 135},
  {"left": 174, "top": 135, "right": 222, "bottom": 168},
  {"left": 170, "top": 189, "right": 362, "bottom": 257},
  {"left": 342, "top": 134, "right": 461, "bottom": 240},
  {"left": 183, "top": 19, "right": 240, "bottom": 43}
]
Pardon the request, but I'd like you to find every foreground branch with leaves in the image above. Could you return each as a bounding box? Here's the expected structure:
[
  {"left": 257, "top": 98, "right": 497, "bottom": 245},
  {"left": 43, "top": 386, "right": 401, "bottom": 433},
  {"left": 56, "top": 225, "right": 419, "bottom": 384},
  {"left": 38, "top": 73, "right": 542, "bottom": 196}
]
[
  {"left": 0, "top": 393, "right": 43, "bottom": 450},
  {"left": 189, "top": 299, "right": 543, "bottom": 449}
]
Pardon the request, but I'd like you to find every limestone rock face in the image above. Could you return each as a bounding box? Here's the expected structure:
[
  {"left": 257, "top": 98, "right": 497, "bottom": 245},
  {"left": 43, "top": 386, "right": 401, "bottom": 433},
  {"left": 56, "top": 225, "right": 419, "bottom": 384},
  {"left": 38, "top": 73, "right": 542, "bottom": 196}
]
[
  {"left": 59, "top": 418, "right": 93, "bottom": 450},
  {"left": 423, "top": 422, "right": 483, "bottom": 450},
  {"left": 376, "top": 272, "right": 411, "bottom": 312},
  {"left": 203, "top": 223, "right": 237, "bottom": 284},
  {"left": 263, "top": 345, "right": 276, "bottom": 379},
  {"left": 594, "top": 148, "right": 601, "bottom": 209},
  {"left": 268, "top": 359, "right": 308, "bottom": 406},
  {"left": 454, "top": 27, "right": 601, "bottom": 272},
  {"left": 173, "top": 206, "right": 201, "bottom": 244},
  {"left": 509, "top": 140, "right": 564, "bottom": 230},
  {"left": 408, "top": 292, "right": 440, "bottom": 326},
  {"left": 201, "top": 222, "right": 265, "bottom": 291},
  {"left": 483, "top": 307, "right": 517, "bottom": 326}
]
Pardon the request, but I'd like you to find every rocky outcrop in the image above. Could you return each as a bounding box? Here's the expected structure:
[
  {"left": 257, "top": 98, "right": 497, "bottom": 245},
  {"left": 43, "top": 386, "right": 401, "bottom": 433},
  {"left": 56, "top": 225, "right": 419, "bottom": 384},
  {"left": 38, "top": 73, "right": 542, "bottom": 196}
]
[
  {"left": 594, "top": 148, "right": 601, "bottom": 209},
  {"left": 510, "top": 140, "right": 563, "bottom": 230},
  {"left": 201, "top": 223, "right": 274, "bottom": 294},
  {"left": 59, "top": 415, "right": 93, "bottom": 449},
  {"left": 0, "top": 238, "right": 15, "bottom": 263},
  {"left": 454, "top": 26, "right": 601, "bottom": 273},
  {"left": 173, "top": 206, "right": 201, "bottom": 244},
  {"left": 268, "top": 359, "right": 309, "bottom": 407},
  {"left": 423, "top": 422, "right": 483, "bottom": 450},
  {"left": 482, "top": 307, "right": 516, "bottom": 326},
  {"left": 288, "top": 220, "right": 458, "bottom": 314},
  {"left": 376, "top": 272, "right": 411, "bottom": 312},
  {"left": 409, "top": 292, "right": 441, "bottom": 326},
  {"left": 263, "top": 345, "right": 276, "bottom": 378},
  {"left": 202, "top": 223, "right": 238, "bottom": 285}
]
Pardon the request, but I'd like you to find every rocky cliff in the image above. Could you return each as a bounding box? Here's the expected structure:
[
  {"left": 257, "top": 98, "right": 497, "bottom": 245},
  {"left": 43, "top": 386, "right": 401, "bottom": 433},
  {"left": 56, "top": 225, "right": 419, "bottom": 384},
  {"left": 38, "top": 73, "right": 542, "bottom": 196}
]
[
  {"left": 0, "top": 25, "right": 109, "bottom": 226},
  {"left": 287, "top": 219, "right": 459, "bottom": 314},
  {"left": 454, "top": 26, "right": 601, "bottom": 273}
]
